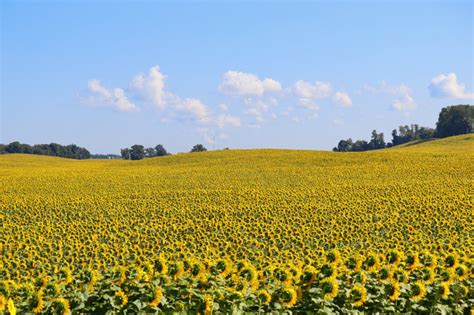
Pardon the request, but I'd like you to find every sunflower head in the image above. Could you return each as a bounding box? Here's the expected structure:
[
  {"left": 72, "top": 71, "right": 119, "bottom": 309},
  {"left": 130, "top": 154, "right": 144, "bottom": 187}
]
[
  {"left": 257, "top": 289, "right": 271, "bottom": 304},
  {"left": 321, "top": 277, "right": 339, "bottom": 300},
  {"left": 279, "top": 286, "right": 297, "bottom": 308},
  {"left": 410, "top": 281, "right": 427, "bottom": 302},
  {"left": 349, "top": 285, "right": 367, "bottom": 307},
  {"left": 115, "top": 290, "right": 128, "bottom": 308},
  {"left": 438, "top": 282, "right": 450, "bottom": 300},
  {"left": 385, "top": 279, "right": 400, "bottom": 302}
]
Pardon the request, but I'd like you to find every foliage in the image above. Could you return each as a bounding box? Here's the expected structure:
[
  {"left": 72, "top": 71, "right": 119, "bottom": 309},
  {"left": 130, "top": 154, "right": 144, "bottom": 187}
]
[
  {"left": 0, "top": 141, "right": 90, "bottom": 159},
  {"left": 333, "top": 105, "right": 473, "bottom": 152},
  {"left": 436, "top": 105, "right": 474, "bottom": 138},
  {"left": 190, "top": 144, "right": 207, "bottom": 152},
  {"left": 1, "top": 134, "right": 473, "bottom": 313},
  {"left": 121, "top": 144, "right": 170, "bottom": 160}
]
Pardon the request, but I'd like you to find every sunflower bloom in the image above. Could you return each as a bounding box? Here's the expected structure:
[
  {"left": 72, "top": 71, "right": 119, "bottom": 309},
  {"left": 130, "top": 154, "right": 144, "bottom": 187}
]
[
  {"left": 350, "top": 285, "right": 367, "bottom": 307},
  {"left": 149, "top": 287, "right": 163, "bottom": 308},
  {"left": 410, "top": 281, "right": 427, "bottom": 302}
]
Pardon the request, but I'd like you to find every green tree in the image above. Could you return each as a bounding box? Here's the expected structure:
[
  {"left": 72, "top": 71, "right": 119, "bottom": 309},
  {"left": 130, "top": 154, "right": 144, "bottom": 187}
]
[
  {"left": 120, "top": 148, "right": 131, "bottom": 160},
  {"left": 334, "top": 139, "right": 353, "bottom": 152},
  {"left": 130, "top": 145, "right": 145, "bottom": 160},
  {"left": 436, "top": 105, "right": 474, "bottom": 138},
  {"left": 155, "top": 144, "right": 169, "bottom": 156},
  {"left": 190, "top": 144, "right": 207, "bottom": 153},
  {"left": 369, "top": 130, "right": 385, "bottom": 150}
]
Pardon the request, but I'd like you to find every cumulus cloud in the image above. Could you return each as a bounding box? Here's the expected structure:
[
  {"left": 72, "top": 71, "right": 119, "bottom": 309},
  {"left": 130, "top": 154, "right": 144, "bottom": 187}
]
[
  {"left": 219, "top": 71, "right": 282, "bottom": 96},
  {"left": 333, "top": 91, "right": 352, "bottom": 107},
  {"left": 242, "top": 97, "right": 278, "bottom": 124},
  {"left": 292, "top": 80, "right": 332, "bottom": 110},
  {"left": 87, "top": 79, "right": 138, "bottom": 112},
  {"left": 364, "top": 81, "right": 417, "bottom": 111},
  {"left": 293, "top": 80, "right": 332, "bottom": 99},
  {"left": 131, "top": 65, "right": 167, "bottom": 108},
  {"left": 428, "top": 73, "right": 474, "bottom": 99}
]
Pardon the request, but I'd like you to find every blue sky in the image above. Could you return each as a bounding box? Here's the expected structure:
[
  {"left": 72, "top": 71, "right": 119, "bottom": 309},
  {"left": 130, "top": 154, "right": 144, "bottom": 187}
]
[{"left": 1, "top": 1, "right": 472, "bottom": 154}]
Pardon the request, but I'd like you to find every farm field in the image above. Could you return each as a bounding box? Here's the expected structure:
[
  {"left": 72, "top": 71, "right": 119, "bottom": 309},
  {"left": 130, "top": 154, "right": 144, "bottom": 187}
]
[{"left": 1, "top": 134, "right": 473, "bottom": 314}]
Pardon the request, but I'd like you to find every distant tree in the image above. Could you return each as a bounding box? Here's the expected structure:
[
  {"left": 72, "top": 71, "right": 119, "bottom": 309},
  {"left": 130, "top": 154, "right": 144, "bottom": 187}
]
[
  {"left": 121, "top": 148, "right": 131, "bottom": 160},
  {"left": 334, "top": 139, "right": 353, "bottom": 152},
  {"left": 130, "top": 145, "right": 145, "bottom": 160},
  {"left": 0, "top": 144, "right": 5, "bottom": 154},
  {"left": 436, "top": 105, "right": 474, "bottom": 138},
  {"left": 352, "top": 140, "right": 369, "bottom": 151},
  {"left": 5, "top": 141, "right": 22, "bottom": 153},
  {"left": 155, "top": 144, "right": 169, "bottom": 156},
  {"left": 369, "top": 130, "right": 385, "bottom": 150},
  {"left": 418, "top": 127, "right": 436, "bottom": 140},
  {"left": 145, "top": 147, "right": 156, "bottom": 158},
  {"left": 1, "top": 142, "right": 89, "bottom": 159},
  {"left": 190, "top": 144, "right": 207, "bottom": 153}
]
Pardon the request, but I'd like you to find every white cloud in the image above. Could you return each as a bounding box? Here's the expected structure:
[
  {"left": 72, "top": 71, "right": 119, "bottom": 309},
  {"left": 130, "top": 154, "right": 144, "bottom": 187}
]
[
  {"left": 298, "top": 98, "right": 320, "bottom": 111},
  {"left": 242, "top": 97, "right": 278, "bottom": 123},
  {"left": 218, "top": 104, "right": 228, "bottom": 111},
  {"left": 214, "top": 114, "right": 241, "bottom": 128},
  {"left": 293, "top": 80, "right": 332, "bottom": 99},
  {"left": 219, "top": 71, "right": 282, "bottom": 96},
  {"left": 292, "top": 80, "right": 332, "bottom": 110},
  {"left": 364, "top": 81, "right": 417, "bottom": 111},
  {"left": 392, "top": 94, "right": 416, "bottom": 111},
  {"left": 333, "top": 91, "right": 352, "bottom": 107},
  {"left": 428, "top": 73, "right": 474, "bottom": 99},
  {"left": 87, "top": 79, "right": 138, "bottom": 112},
  {"left": 174, "top": 98, "right": 210, "bottom": 123},
  {"left": 131, "top": 65, "right": 167, "bottom": 108}
]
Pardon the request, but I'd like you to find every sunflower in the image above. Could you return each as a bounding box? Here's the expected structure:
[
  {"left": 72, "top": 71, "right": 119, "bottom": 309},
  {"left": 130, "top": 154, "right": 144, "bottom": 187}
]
[
  {"left": 52, "top": 298, "right": 70, "bottom": 315},
  {"left": 385, "top": 279, "right": 400, "bottom": 302},
  {"left": 454, "top": 264, "right": 468, "bottom": 281},
  {"left": 203, "top": 294, "right": 213, "bottom": 315},
  {"left": 378, "top": 266, "right": 392, "bottom": 281},
  {"left": 280, "top": 286, "right": 297, "bottom": 308},
  {"left": 346, "top": 255, "right": 362, "bottom": 271},
  {"left": 410, "top": 281, "right": 427, "bottom": 302},
  {"left": 386, "top": 250, "right": 403, "bottom": 266},
  {"left": 439, "top": 282, "right": 450, "bottom": 300},
  {"left": 7, "top": 298, "right": 15, "bottom": 315},
  {"left": 420, "top": 267, "right": 435, "bottom": 283},
  {"left": 364, "top": 254, "right": 379, "bottom": 272},
  {"left": 349, "top": 285, "right": 367, "bottom": 307},
  {"left": 445, "top": 254, "right": 458, "bottom": 268},
  {"left": 321, "top": 277, "right": 339, "bottom": 300},
  {"left": 149, "top": 287, "right": 163, "bottom": 308},
  {"left": 0, "top": 295, "right": 5, "bottom": 312},
  {"left": 31, "top": 290, "right": 44, "bottom": 314},
  {"left": 115, "top": 290, "right": 128, "bottom": 308},
  {"left": 320, "top": 263, "right": 337, "bottom": 279},
  {"left": 154, "top": 256, "right": 168, "bottom": 276},
  {"left": 326, "top": 250, "right": 342, "bottom": 265},
  {"left": 300, "top": 265, "right": 317, "bottom": 286},
  {"left": 257, "top": 289, "right": 271, "bottom": 304},
  {"left": 405, "top": 252, "right": 419, "bottom": 271}
]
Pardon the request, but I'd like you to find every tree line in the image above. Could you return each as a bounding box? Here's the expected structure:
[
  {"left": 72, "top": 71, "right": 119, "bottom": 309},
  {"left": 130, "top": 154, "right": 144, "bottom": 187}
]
[
  {"left": 0, "top": 142, "right": 91, "bottom": 159},
  {"left": 120, "top": 144, "right": 208, "bottom": 160},
  {"left": 333, "top": 104, "right": 473, "bottom": 152}
]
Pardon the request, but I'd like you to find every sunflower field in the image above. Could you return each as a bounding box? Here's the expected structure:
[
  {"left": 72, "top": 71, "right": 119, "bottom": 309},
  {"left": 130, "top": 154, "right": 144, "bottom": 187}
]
[{"left": 1, "top": 135, "right": 473, "bottom": 314}]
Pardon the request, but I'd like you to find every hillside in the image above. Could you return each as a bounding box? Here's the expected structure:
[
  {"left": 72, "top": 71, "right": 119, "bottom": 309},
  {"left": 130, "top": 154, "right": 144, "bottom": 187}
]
[
  {"left": 1, "top": 134, "right": 472, "bottom": 313},
  {"left": 388, "top": 133, "right": 474, "bottom": 151}
]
